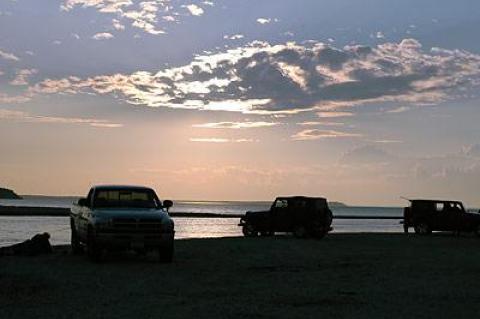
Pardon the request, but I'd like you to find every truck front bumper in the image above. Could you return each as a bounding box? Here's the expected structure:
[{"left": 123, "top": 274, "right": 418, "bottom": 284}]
[{"left": 94, "top": 231, "right": 174, "bottom": 250}]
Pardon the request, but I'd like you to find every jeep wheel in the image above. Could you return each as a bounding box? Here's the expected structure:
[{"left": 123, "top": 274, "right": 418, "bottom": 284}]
[
  {"left": 159, "top": 244, "right": 174, "bottom": 263},
  {"left": 414, "top": 223, "right": 431, "bottom": 235},
  {"left": 311, "top": 220, "right": 327, "bottom": 239},
  {"left": 293, "top": 225, "right": 308, "bottom": 238},
  {"left": 70, "top": 226, "right": 83, "bottom": 255},
  {"left": 87, "top": 228, "right": 102, "bottom": 262},
  {"left": 242, "top": 224, "right": 258, "bottom": 237}
]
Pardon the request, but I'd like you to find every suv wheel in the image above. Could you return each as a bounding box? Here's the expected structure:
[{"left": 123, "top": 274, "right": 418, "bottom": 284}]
[
  {"left": 293, "top": 225, "right": 308, "bottom": 238},
  {"left": 242, "top": 224, "right": 258, "bottom": 237},
  {"left": 311, "top": 220, "right": 327, "bottom": 239},
  {"left": 414, "top": 223, "right": 431, "bottom": 235}
]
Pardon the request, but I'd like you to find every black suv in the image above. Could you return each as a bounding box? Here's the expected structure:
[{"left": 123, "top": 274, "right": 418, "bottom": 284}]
[
  {"left": 239, "top": 196, "right": 333, "bottom": 238},
  {"left": 403, "top": 199, "right": 480, "bottom": 235}
]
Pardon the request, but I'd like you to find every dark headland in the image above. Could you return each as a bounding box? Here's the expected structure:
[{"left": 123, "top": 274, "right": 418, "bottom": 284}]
[{"left": 0, "top": 187, "right": 22, "bottom": 200}]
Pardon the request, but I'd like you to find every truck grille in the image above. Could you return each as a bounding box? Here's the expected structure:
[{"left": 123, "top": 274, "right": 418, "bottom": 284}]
[{"left": 109, "top": 218, "right": 162, "bottom": 233}]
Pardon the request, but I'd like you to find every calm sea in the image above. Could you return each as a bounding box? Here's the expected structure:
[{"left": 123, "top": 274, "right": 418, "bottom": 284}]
[{"left": 0, "top": 196, "right": 404, "bottom": 246}]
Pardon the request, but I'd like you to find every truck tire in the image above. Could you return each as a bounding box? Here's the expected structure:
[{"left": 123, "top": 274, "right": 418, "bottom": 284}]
[
  {"left": 159, "top": 244, "right": 174, "bottom": 263},
  {"left": 242, "top": 224, "right": 258, "bottom": 237},
  {"left": 293, "top": 225, "right": 308, "bottom": 238},
  {"left": 87, "top": 228, "right": 102, "bottom": 262},
  {"left": 70, "top": 224, "right": 83, "bottom": 255},
  {"left": 414, "top": 223, "right": 431, "bottom": 235}
]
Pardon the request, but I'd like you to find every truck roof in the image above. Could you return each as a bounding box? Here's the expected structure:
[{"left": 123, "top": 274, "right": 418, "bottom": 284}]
[
  {"left": 276, "top": 196, "right": 326, "bottom": 201},
  {"left": 409, "top": 199, "right": 463, "bottom": 204},
  {"left": 92, "top": 185, "right": 154, "bottom": 191}
]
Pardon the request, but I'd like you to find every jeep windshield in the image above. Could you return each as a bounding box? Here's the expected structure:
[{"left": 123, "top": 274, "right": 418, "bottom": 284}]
[{"left": 93, "top": 189, "right": 159, "bottom": 209}]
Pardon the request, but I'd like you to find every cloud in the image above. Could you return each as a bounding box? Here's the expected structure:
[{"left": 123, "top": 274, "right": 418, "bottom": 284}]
[
  {"left": 0, "top": 49, "right": 19, "bottom": 61},
  {"left": 18, "top": 39, "right": 480, "bottom": 115},
  {"left": 318, "top": 111, "right": 354, "bottom": 118},
  {"left": 297, "top": 121, "right": 344, "bottom": 126},
  {"left": 386, "top": 106, "right": 411, "bottom": 113},
  {"left": 224, "top": 34, "right": 244, "bottom": 40},
  {"left": 183, "top": 4, "right": 204, "bottom": 16},
  {"left": 189, "top": 137, "right": 255, "bottom": 143},
  {"left": 256, "top": 18, "right": 271, "bottom": 24},
  {"left": 10, "top": 69, "right": 38, "bottom": 86},
  {"left": 291, "top": 129, "right": 362, "bottom": 141},
  {"left": 0, "top": 109, "right": 123, "bottom": 128},
  {"left": 0, "top": 93, "right": 32, "bottom": 104},
  {"left": 192, "top": 121, "right": 280, "bottom": 129},
  {"left": 61, "top": 1, "right": 211, "bottom": 35},
  {"left": 92, "top": 32, "right": 114, "bottom": 40},
  {"left": 340, "top": 145, "right": 395, "bottom": 164}
]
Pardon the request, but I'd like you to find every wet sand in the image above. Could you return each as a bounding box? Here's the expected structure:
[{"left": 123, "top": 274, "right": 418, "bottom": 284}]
[{"left": 2, "top": 233, "right": 480, "bottom": 319}]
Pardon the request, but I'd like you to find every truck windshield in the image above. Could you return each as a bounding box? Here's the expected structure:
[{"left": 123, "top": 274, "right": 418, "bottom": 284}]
[{"left": 93, "top": 189, "right": 158, "bottom": 209}]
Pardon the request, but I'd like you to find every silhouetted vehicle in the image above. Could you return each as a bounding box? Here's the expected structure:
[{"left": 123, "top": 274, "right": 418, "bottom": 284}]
[
  {"left": 239, "top": 196, "right": 333, "bottom": 238},
  {"left": 403, "top": 199, "right": 480, "bottom": 235},
  {"left": 70, "top": 185, "right": 174, "bottom": 262}
]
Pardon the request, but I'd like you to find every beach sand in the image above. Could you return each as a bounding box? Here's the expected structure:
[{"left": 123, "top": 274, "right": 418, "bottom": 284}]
[{"left": 2, "top": 233, "right": 480, "bottom": 319}]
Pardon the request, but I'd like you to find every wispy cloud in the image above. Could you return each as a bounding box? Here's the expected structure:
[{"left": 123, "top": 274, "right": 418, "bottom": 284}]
[
  {"left": 189, "top": 137, "right": 256, "bottom": 143},
  {"left": 297, "top": 121, "right": 344, "bottom": 126},
  {"left": 386, "top": 106, "right": 411, "bottom": 113},
  {"left": 192, "top": 121, "right": 280, "bottom": 129},
  {"left": 0, "top": 109, "right": 123, "bottom": 128},
  {"left": 92, "top": 32, "right": 114, "bottom": 40},
  {"left": 317, "top": 112, "right": 354, "bottom": 118},
  {"left": 0, "top": 49, "right": 19, "bottom": 61},
  {"left": 10, "top": 69, "right": 38, "bottom": 86},
  {"left": 292, "top": 129, "right": 362, "bottom": 141}
]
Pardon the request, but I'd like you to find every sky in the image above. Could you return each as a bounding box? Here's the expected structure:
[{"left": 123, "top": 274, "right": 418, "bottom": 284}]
[{"left": 1, "top": 0, "right": 480, "bottom": 206}]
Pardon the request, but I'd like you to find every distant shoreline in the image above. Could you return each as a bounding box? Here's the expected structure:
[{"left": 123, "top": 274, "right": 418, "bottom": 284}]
[{"left": 0, "top": 205, "right": 402, "bottom": 219}]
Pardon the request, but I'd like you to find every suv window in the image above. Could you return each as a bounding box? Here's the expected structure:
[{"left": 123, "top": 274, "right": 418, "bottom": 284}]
[
  {"left": 436, "top": 202, "right": 444, "bottom": 212},
  {"left": 274, "top": 199, "right": 288, "bottom": 208}
]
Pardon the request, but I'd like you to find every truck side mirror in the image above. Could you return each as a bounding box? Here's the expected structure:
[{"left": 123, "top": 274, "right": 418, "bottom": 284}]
[
  {"left": 163, "top": 200, "right": 173, "bottom": 210},
  {"left": 77, "top": 198, "right": 88, "bottom": 207}
]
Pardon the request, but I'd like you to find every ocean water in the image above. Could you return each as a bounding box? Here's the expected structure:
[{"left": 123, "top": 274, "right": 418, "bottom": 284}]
[{"left": 0, "top": 196, "right": 404, "bottom": 246}]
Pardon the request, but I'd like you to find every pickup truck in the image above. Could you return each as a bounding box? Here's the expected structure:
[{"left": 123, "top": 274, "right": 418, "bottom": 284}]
[
  {"left": 239, "top": 196, "right": 333, "bottom": 238},
  {"left": 70, "top": 185, "right": 174, "bottom": 262}
]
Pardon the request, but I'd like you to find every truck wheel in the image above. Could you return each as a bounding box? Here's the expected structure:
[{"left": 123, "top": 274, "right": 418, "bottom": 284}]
[
  {"left": 474, "top": 225, "right": 480, "bottom": 237},
  {"left": 293, "top": 225, "right": 308, "bottom": 238},
  {"left": 87, "top": 229, "right": 102, "bottom": 262},
  {"left": 414, "top": 223, "right": 431, "bottom": 235},
  {"left": 159, "top": 244, "right": 174, "bottom": 263},
  {"left": 242, "top": 224, "right": 258, "bottom": 237},
  {"left": 70, "top": 226, "right": 83, "bottom": 255}
]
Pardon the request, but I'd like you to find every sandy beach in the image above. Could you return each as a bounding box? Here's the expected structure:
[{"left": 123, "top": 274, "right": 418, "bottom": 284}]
[{"left": 2, "top": 233, "right": 480, "bottom": 319}]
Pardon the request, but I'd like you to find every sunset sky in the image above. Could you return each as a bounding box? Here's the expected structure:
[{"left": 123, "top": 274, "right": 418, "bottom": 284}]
[{"left": 1, "top": 0, "right": 480, "bottom": 206}]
